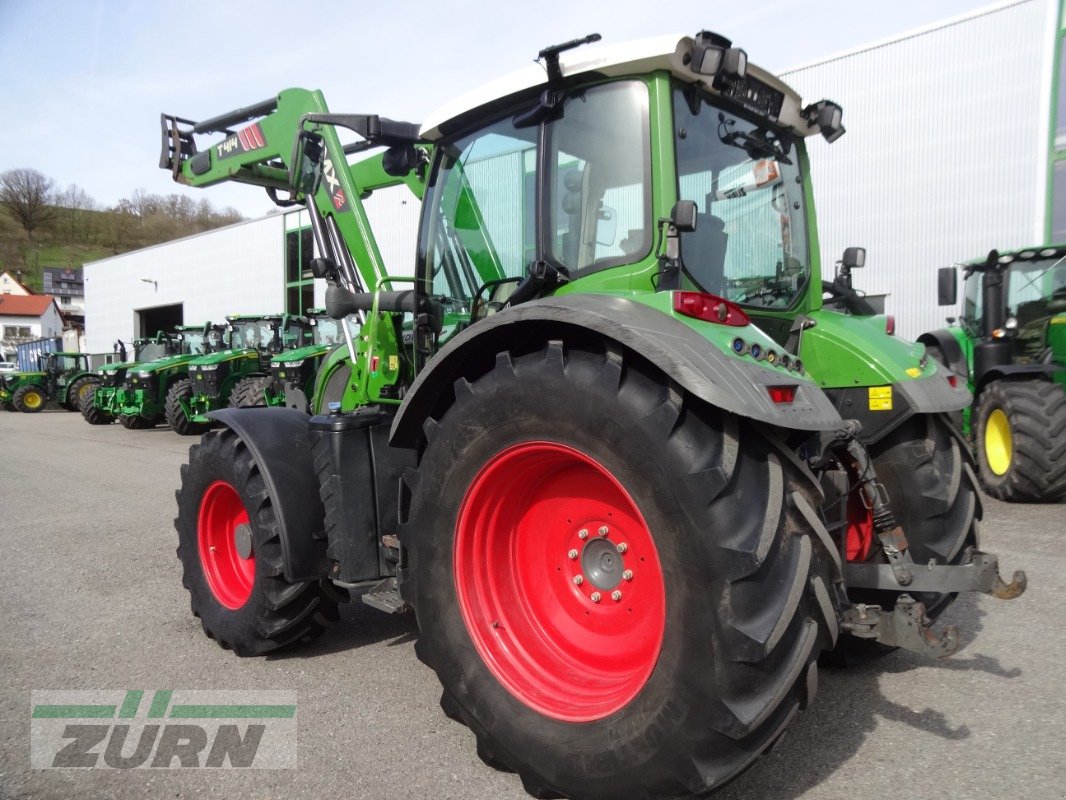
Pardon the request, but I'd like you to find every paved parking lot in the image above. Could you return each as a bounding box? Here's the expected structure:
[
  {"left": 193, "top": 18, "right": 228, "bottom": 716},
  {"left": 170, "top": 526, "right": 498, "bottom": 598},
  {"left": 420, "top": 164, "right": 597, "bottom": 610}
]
[{"left": 1, "top": 410, "right": 1063, "bottom": 800}]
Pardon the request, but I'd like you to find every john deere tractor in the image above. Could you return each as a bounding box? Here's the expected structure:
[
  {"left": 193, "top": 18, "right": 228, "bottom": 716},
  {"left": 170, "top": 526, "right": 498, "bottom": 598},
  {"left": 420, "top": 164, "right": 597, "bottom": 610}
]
[
  {"left": 165, "top": 314, "right": 309, "bottom": 435},
  {"left": 921, "top": 246, "right": 1066, "bottom": 501},
  {"left": 81, "top": 333, "right": 184, "bottom": 425},
  {"left": 0, "top": 352, "right": 98, "bottom": 413},
  {"left": 159, "top": 32, "right": 1026, "bottom": 800},
  {"left": 251, "top": 309, "right": 351, "bottom": 413}
]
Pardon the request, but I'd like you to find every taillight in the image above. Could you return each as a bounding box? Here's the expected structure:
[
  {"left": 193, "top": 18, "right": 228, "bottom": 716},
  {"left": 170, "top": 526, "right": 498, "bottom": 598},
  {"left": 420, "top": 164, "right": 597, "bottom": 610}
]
[
  {"left": 885, "top": 315, "right": 895, "bottom": 335},
  {"left": 947, "top": 374, "right": 958, "bottom": 388},
  {"left": 673, "top": 291, "right": 750, "bottom": 327},
  {"left": 767, "top": 385, "right": 797, "bottom": 404}
]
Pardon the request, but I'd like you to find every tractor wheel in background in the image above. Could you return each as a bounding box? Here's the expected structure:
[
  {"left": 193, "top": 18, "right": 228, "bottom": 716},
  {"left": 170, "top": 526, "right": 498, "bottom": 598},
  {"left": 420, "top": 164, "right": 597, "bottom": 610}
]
[
  {"left": 174, "top": 426, "right": 339, "bottom": 655},
  {"left": 119, "top": 413, "right": 156, "bottom": 429},
  {"left": 66, "top": 377, "right": 99, "bottom": 413},
  {"left": 403, "top": 344, "right": 839, "bottom": 800},
  {"left": 13, "top": 385, "right": 46, "bottom": 413},
  {"left": 973, "top": 379, "right": 1066, "bottom": 501},
  {"left": 229, "top": 376, "right": 272, "bottom": 408},
  {"left": 165, "top": 378, "right": 212, "bottom": 436},
  {"left": 80, "top": 386, "right": 114, "bottom": 425}
]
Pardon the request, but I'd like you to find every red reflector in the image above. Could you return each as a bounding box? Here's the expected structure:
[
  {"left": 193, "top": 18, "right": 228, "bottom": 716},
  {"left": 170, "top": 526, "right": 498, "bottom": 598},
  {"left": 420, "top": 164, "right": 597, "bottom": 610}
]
[
  {"left": 673, "top": 291, "right": 750, "bottom": 327},
  {"left": 370, "top": 355, "right": 380, "bottom": 372},
  {"left": 947, "top": 374, "right": 958, "bottom": 388},
  {"left": 885, "top": 315, "right": 896, "bottom": 335},
  {"left": 767, "top": 385, "right": 797, "bottom": 404}
]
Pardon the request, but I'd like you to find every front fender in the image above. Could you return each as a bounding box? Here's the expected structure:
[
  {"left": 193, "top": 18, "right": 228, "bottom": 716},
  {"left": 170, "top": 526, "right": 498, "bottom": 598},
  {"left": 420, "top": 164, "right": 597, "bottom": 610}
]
[
  {"left": 389, "top": 294, "right": 843, "bottom": 448},
  {"left": 207, "top": 407, "right": 329, "bottom": 582}
]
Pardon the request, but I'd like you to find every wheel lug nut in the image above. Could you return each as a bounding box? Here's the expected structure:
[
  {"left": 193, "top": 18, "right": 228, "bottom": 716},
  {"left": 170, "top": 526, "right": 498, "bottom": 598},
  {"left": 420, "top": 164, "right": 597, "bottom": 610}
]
[
  {"left": 611, "top": 590, "right": 622, "bottom": 601},
  {"left": 590, "top": 592, "right": 601, "bottom": 603},
  {"left": 598, "top": 526, "right": 609, "bottom": 537},
  {"left": 578, "top": 528, "right": 589, "bottom": 540},
  {"left": 567, "top": 549, "right": 578, "bottom": 560},
  {"left": 616, "top": 542, "right": 627, "bottom": 554},
  {"left": 573, "top": 575, "right": 584, "bottom": 586},
  {"left": 622, "top": 569, "right": 634, "bottom": 581}
]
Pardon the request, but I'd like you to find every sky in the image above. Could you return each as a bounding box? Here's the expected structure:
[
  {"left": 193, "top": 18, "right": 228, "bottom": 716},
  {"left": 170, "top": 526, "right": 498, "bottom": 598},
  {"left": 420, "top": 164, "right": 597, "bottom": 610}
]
[{"left": 0, "top": 0, "right": 1008, "bottom": 219}]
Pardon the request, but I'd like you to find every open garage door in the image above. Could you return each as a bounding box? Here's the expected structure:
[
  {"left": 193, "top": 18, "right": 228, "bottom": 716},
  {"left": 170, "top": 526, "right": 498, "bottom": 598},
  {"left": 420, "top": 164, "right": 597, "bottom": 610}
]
[{"left": 136, "top": 303, "right": 183, "bottom": 339}]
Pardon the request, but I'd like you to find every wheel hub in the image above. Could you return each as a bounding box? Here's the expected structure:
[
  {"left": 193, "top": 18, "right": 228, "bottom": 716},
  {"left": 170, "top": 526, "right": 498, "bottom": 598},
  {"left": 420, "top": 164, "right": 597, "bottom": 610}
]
[
  {"left": 234, "top": 523, "right": 254, "bottom": 560},
  {"left": 581, "top": 537, "right": 623, "bottom": 589}
]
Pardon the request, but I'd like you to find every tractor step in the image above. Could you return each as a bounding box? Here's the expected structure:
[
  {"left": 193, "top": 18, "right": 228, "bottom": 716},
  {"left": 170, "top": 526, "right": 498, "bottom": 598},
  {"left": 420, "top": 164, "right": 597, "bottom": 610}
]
[{"left": 361, "top": 577, "right": 406, "bottom": 614}]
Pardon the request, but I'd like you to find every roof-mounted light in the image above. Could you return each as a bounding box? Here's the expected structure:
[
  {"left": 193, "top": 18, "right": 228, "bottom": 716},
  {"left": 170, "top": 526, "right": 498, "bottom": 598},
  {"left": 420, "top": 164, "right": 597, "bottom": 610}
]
[
  {"left": 686, "top": 31, "right": 747, "bottom": 80},
  {"left": 802, "top": 100, "right": 845, "bottom": 143}
]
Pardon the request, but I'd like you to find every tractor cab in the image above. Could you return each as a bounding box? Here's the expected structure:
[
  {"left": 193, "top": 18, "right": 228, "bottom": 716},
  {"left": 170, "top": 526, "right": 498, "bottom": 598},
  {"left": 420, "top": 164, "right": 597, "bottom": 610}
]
[
  {"left": 225, "top": 314, "right": 310, "bottom": 364},
  {"left": 40, "top": 352, "right": 90, "bottom": 394}
]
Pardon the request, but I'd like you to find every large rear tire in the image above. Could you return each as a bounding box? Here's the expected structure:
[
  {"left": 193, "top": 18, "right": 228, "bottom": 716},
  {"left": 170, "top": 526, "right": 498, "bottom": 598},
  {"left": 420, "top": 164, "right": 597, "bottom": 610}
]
[
  {"left": 174, "top": 427, "right": 339, "bottom": 655},
  {"left": 229, "top": 376, "right": 272, "bottom": 408},
  {"left": 403, "top": 344, "right": 838, "bottom": 800},
  {"left": 80, "top": 386, "right": 114, "bottom": 425},
  {"left": 973, "top": 379, "right": 1066, "bottom": 502},
  {"left": 66, "top": 377, "right": 99, "bottom": 413},
  {"left": 165, "top": 378, "right": 212, "bottom": 436},
  {"left": 13, "top": 384, "right": 46, "bottom": 413}
]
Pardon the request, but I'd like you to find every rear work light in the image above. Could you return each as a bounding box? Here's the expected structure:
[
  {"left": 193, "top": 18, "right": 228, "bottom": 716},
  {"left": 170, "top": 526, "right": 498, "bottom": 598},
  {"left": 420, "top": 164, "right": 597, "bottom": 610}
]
[
  {"left": 673, "top": 291, "right": 750, "bottom": 327},
  {"left": 767, "top": 385, "right": 797, "bottom": 404}
]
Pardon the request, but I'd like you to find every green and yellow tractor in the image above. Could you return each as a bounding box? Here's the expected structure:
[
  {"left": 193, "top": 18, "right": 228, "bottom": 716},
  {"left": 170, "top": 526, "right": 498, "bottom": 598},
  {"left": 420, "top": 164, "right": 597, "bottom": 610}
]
[
  {"left": 921, "top": 245, "right": 1066, "bottom": 501},
  {"left": 0, "top": 351, "right": 98, "bottom": 413},
  {"left": 159, "top": 31, "right": 1027, "bottom": 799},
  {"left": 165, "top": 314, "right": 310, "bottom": 435}
]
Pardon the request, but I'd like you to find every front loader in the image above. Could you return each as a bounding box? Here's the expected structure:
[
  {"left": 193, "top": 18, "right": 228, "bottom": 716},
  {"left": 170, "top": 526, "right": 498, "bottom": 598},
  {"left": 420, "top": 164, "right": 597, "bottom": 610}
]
[
  {"left": 921, "top": 246, "right": 1066, "bottom": 501},
  {"left": 160, "top": 32, "right": 1026, "bottom": 800},
  {"left": 0, "top": 352, "right": 98, "bottom": 413}
]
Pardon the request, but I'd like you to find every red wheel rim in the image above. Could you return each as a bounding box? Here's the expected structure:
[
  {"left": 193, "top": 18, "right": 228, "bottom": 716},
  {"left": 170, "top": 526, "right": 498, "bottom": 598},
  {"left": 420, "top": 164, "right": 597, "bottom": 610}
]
[
  {"left": 454, "top": 441, "right": 666, "bottom": 722},
  {"left": 198, "top": 480, "right": 255, "bottom": 609},
  {"left": 845, "top": 489, "right": 874, "bottom": 561}
]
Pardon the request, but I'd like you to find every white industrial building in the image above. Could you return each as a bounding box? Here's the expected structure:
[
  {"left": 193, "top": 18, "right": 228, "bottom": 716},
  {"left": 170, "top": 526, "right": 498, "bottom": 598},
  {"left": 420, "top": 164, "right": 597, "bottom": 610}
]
[{"left": 85, "top": 0, "right": 1062, "bottom": 346}]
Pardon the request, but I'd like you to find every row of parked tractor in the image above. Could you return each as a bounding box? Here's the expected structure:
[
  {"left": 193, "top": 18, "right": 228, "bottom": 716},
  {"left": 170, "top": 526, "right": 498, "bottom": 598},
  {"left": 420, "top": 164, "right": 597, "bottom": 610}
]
[{"left": 0, "top": 309, "right": 350, "bottom": 434}]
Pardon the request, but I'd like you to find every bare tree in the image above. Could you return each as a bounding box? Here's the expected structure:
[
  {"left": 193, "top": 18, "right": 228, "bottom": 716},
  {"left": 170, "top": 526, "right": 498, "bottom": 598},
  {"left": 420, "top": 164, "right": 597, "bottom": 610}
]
[{"left": 0, "top": 168, "right": 57, "bottom": 239}]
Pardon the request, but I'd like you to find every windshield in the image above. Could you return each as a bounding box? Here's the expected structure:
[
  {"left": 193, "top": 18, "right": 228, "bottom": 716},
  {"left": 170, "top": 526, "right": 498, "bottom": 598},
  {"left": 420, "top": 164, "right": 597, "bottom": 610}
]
[
  {"left": 229, "top": 320, "right": 276, "bottom": 350},
  {"left": 1008, "top": 257, "right": 1066, "bottom": 320},
  {"left": 181, "top": 331, "right": 208, "bottom": 356},
  {"left": 674, "top": 87, "right": 810, "bottom": 309},
  {"left": 312, "top": 317, "right": 346, "bottom": 346}
]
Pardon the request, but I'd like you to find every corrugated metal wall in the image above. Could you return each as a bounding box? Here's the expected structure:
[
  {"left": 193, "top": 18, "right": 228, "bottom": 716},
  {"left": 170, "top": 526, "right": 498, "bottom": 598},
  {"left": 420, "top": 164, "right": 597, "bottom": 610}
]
[{"left": 781, "top": 0, "right": 1050, "bottom": 340}]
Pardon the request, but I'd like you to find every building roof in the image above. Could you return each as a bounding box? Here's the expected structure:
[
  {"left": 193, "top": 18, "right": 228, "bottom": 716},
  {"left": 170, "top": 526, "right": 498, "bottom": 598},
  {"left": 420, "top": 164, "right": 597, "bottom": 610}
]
[
  {"left": 0, "top": 295, "right": 58, "bottom": 317},
  {"left": 0, "top": 269, "right": 36, "bottom": 295}
]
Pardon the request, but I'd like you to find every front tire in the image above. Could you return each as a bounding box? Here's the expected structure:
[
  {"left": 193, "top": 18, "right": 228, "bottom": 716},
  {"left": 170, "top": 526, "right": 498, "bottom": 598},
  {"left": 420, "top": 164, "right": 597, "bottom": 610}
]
[
  {"left": 174, "top": 426, "right": 339, "bottom": 655},
  {"left": 80, "top": 386, "right": 114, "bottom": 425},
  {"left": 165, "top": 378, "right": 211, "bottom": 436},
  {"left": 403, "top": 344, "right": 838, "bottom": 800},
  {"left": 229, "top": 376, "right": 272, "bottom": 408},
  {"left": 13, "top": 385, "right": 46, "bottom": 413},
  {"left": 973, "top": 379, "right": 1066, "bottom": 501},
  {"left": 67, "top": 377, "right": 99, "bottom": 413}
]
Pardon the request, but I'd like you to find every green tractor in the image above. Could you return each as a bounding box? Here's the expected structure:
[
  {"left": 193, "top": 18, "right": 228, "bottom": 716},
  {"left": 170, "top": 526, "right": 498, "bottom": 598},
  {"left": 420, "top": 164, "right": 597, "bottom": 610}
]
[
  {"left": 81, "top": 333, "right": 184, "bottom": 425},
  {"left": 165, "top": 314, "right": 310, "bottom": 435},
  {"left": 256, "top": 309, "right": 351, "bottom": 413},
  {"left": 0, "top": 351, "right": 99, "bottom": 413},
  {"left": 921, "top": 245, "right": 1066, "bottom": 501},
  {"left": 160, "top": 32, "right": 1026, "bottom": 800}
]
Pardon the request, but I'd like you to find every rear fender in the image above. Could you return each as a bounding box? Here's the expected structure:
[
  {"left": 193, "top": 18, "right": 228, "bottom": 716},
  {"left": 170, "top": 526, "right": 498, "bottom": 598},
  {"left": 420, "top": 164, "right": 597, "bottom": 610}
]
[
  {"left": 207, "top": 407, "right": 330, "bottom": 582},
  {"left": 389, "top": 294, "right": 843, "bottom": 448}
]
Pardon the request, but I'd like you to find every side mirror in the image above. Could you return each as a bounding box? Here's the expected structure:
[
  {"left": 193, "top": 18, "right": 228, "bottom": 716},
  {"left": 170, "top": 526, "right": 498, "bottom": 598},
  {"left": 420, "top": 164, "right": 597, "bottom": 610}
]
[
  {"left": 595, "top": 206, "right": 618, "bottom": 246},
  {"left": 842, "top": 247, "right": 866, "bottom": 270},
  {"left": 670, "top": 200, "right": 698, "bottom": 233},
  {"left": 937, "top": 267, "right": 958, "bottom": 306}
]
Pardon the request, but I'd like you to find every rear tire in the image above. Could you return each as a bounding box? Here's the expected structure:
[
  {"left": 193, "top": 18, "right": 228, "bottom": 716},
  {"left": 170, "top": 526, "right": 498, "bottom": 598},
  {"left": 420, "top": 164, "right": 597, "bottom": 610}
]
[
  {"left": 174, "top": 426, "right": 339, "bottom": 655},
  {"left": 229, "top": 376, "right": 272, "bottom": 408},
  {"left": 13, "top": 385, "right": 46, "bottom": 413},
  {"left": 80, "top": 386, "right": 114, "bottom": 425},
  {"left": 403, "top": 344, "right": 838, "bottom": 800},
  {"left": 973, "top": 379, "right": 1066, "bottom": 501},
  {"left": 67, "top": 377, "right": 99, "bottom": 413},
  {"left": 165, "top": 378, "right": 211, "bottom": 436}
]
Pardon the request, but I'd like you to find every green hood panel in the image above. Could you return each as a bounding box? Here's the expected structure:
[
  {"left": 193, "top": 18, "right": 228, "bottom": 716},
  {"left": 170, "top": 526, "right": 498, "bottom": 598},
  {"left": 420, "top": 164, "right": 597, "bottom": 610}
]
[
  {"left": 135, "top": 352, "right": 204, "bottom": 373},
  {"left": 800, "top": 310, "right": 929, "bottom": 388},
  {"left": 188, "top": 348, "right": 259, "bottom": 366},
  {"left": 269, "top": 344, "right": 332, "bottom": 364}
]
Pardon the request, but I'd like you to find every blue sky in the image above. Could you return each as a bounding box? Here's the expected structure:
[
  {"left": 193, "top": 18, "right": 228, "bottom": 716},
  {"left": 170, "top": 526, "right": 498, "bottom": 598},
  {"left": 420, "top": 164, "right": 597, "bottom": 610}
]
[{"left": 0, "top": 0, "right": 1001, "bottom": 219}]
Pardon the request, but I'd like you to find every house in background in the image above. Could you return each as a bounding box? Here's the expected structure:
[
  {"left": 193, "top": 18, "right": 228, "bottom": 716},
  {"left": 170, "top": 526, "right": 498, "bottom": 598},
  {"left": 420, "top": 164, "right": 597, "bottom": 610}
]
[
  {"left": 42, "top": 267, "right": 85, "bottom": 326},
  {"left": 0, "top": 270, "right": 34, "bottom": 297},
  {"left": 0, "top": 295, "right": 63, "bottom": 362}
]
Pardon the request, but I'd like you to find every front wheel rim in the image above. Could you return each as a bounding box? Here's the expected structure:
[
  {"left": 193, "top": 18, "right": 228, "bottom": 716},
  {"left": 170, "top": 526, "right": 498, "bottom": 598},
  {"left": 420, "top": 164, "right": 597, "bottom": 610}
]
[
  {"left": 984, "top": 408, "right": 1013, "bottom": 476},
  {"left": 24, "top": 391, "right": 42, "bottom": 409},
  {"left": 454, "top": 441, "right": 666, "bottom": 723},
  {"left": 198, "top": 480, "right": 255, "bottom": 609}
]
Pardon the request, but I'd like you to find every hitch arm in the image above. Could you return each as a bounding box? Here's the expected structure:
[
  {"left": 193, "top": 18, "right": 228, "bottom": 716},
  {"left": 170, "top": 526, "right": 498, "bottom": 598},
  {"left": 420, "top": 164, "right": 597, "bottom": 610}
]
[{"left": 844, "top": 550, "right": 1027, "bottom": 597}]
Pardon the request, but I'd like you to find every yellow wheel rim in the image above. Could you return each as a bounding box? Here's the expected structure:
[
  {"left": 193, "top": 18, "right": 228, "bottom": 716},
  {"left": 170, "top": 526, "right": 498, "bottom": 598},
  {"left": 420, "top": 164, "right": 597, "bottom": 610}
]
[
  {"left": 24, "top": 391, "right": 43, "bottom": 410},
  {"left": 79, "top": 384, "right": 92, "bottom": 400},
  {"left": 984, "top": 408, "right": 1013, "bottom": 476}
]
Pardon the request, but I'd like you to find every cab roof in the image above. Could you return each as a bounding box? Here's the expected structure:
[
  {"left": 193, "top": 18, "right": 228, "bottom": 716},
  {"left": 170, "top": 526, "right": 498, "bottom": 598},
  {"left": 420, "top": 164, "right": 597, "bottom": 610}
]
[
  {"left": 420, "top": 33, "right": 820, "bottom": 141},
  {"left": 964, "top": 244, "right": 1066, "bottom": 268}
]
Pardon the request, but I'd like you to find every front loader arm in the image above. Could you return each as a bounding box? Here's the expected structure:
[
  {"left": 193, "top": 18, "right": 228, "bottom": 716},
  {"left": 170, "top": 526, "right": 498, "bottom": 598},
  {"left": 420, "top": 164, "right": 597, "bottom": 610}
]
[{"left": 160, "top": 88, "right": 425, "bottom": 293}]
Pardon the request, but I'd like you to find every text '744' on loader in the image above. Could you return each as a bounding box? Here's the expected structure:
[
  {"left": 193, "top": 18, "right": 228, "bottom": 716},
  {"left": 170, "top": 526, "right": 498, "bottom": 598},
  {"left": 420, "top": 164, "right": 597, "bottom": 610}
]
[{"left": 161, "top": 31, "right": 1027, "bottom": 800}]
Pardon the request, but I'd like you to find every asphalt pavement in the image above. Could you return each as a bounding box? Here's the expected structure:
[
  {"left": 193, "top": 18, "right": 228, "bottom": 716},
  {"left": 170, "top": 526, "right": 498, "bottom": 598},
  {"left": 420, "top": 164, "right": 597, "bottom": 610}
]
[{"left": 0, "top": 410, "right": 1063, "bottom": 799}]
